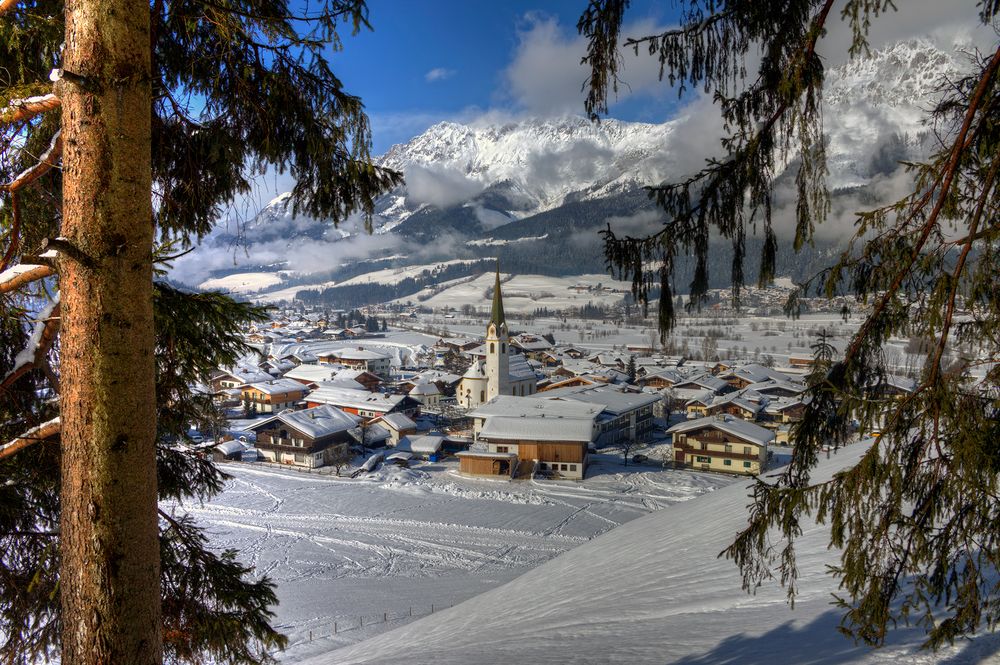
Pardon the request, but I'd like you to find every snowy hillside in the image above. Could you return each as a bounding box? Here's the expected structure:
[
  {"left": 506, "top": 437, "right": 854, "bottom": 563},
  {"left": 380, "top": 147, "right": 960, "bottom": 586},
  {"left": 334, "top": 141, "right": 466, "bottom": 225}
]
[{"left": 315, "top": 444, "right": 999, "bottom": 665}]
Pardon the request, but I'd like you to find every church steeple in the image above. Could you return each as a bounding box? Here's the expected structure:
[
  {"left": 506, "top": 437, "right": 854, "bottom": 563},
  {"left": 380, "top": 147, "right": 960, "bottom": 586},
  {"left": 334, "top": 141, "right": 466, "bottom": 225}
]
[
  {"left": 485, "top": 261, "right": 510, "bottom": 401},
  {"left": 490, "top": 262, "right": 506, "bottom": 328}
]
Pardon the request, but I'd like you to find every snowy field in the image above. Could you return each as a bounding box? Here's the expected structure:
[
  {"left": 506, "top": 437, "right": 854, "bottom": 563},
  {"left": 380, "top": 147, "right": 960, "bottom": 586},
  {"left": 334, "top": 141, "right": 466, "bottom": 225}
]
[
  {"left": 313, "top": 443, "right": 1000, "bottom": 665},
  {"left": 394, "top": 272, "right": 634, "bottom": 313},
  {"left": 174, "top": 457, "right": 734, "bottom": 662},
  {"left": 199, "top": 271, "right": 286, "bottom": 294}
]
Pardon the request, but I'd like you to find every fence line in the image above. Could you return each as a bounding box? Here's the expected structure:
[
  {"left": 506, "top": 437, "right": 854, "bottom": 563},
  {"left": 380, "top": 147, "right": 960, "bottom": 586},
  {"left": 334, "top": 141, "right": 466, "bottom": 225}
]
[{"left": 289, "top": 603, "right": 455, "bottom": 647}]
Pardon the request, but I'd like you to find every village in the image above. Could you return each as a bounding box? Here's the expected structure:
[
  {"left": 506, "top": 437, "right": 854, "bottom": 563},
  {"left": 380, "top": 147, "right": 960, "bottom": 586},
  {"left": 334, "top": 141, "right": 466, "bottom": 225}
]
[{"left": 193, "top": 266, "right": 917, "bottom": 487}]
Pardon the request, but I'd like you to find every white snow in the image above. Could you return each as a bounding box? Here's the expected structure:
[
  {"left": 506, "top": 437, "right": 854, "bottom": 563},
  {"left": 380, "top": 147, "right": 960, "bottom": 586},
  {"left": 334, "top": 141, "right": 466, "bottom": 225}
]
[
  {"left": 313, "top": 444, "right": 999, "bottom": 664},
  {"left": 171, "top": 457, "right": 734, "bottom": 662},
  {"left": 200, "top": 272, "right": 285, "bottom": 294}
]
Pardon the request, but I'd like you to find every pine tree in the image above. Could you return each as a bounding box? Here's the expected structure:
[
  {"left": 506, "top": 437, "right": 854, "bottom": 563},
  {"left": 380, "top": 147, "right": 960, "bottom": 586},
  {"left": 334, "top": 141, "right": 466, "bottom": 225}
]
[
  {"left": 0, "top": 0, "right": 401, "bottom": 662},
  {"left": 581, "top": 0, "right": 1000, "bottom": 649}
]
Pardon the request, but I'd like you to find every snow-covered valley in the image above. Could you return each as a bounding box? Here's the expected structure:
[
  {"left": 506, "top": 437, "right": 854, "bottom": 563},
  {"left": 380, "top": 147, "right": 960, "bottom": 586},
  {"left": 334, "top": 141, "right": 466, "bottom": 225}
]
[{"left": 174, "top": 458, "right": 735, "bottom": 662}]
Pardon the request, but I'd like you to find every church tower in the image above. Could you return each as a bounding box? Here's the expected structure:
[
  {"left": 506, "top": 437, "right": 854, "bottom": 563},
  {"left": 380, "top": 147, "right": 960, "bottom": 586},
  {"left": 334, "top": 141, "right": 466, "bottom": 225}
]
[{"left": 485, "top": 263, "right": 510, "bottom": 401}]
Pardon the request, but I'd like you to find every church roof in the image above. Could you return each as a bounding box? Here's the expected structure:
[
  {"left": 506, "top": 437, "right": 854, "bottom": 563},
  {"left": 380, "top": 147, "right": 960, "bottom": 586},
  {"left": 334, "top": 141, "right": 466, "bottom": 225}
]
[{"left": 490, "top": 264, "right": 506, "bottom": 328}]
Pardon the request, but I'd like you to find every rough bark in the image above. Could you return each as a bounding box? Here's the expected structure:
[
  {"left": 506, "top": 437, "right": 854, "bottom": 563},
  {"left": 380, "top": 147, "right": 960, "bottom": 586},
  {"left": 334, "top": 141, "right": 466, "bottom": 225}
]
[{"left": 58, "top": 0, "right": 161, "bottom": 660}]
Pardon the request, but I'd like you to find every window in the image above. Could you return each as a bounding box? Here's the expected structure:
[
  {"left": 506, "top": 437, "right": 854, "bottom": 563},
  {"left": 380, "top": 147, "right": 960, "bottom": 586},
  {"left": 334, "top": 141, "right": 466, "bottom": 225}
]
[
  {"left": 743, "top": 461, "right": 752, "bottom": 468},
  {"left": 569, "top": 464, "right": 577, "bottom": 472},
  {"left": 695, "top": 456, "right": 711, "bottom": 463},
  {"left": 743, "top": 446, "right": 752, "bottom": 455},
  {"left": 723, "top": 459, "right": 732, "bottom": 466},
  {"left": 724, "top": 444, "right": 732, "bottom": 453},
  {"left": 496, "top": 446, "right": 509, "bottom": 453},
  {"left": 561, "top": 464, "right": 568, "bottom": 471},
  {"left": 480, "top": 390, "right": 485, "bottom": 402},
  {"left": 501, "top": 343, "right": 506, "bottom": 353}
]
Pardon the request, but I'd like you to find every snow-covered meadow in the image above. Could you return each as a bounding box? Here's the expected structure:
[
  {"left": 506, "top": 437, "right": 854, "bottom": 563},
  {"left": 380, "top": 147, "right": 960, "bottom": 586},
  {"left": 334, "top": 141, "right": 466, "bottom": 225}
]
[{"left": 173, "top": 457, "right": 735, "bottom": 662}]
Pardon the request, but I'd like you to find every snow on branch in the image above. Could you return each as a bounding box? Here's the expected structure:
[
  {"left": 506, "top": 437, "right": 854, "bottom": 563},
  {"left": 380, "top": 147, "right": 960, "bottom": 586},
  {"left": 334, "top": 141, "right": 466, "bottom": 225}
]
[
  {"left": 0, "top": 297, "right": 60, "bottom": 397},
  {"left": 0, "top": 93, "right": 60, "bottom": 126},
  {"left": 0, "top": 263, "right": 56, "bottom": 294},
  {"left": 0, "top": 417, "right": 60, "bottom": 461},
  {"left": 1, "top": 130, "right": 62, "bottom": 193}
]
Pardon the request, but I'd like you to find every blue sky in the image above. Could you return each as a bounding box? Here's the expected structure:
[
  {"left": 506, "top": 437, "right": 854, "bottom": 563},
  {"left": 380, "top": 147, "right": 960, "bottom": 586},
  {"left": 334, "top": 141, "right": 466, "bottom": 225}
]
[{"left": 331, "top": 0, "right": 686, "bottom": 154}]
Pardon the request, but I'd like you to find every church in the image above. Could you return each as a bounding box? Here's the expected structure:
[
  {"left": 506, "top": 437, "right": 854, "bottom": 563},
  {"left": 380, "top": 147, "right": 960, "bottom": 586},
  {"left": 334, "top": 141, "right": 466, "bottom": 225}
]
[{"left": 458, "top": 267, "right": 538, "bottom": 408}]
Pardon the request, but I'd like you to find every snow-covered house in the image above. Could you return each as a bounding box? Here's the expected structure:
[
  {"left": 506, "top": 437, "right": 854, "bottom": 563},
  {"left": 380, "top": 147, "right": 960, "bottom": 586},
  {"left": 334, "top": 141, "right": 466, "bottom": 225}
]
[
  {"left": 667, "top": 415, "right": 773, "bottom": 475},
  {"left": 248, "top": 404, "right": 361, "bottom": 468},
  {"left": 241, "top": 378, "right": 308, "bottom": 413}
]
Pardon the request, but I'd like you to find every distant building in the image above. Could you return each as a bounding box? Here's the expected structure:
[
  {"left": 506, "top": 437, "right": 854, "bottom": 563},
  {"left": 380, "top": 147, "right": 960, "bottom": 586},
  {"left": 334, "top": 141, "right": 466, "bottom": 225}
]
[
  {"left": 241, "top": 378, "right": 308, "bottom": 414},
  {"left": 458, "top": 266, "right": 537, "bottom": 408},
  {"left": 249, "top": 404, "right": 361, "bottom": 468},
  {"left": 316, "top": 347, "right": 391, "bottom": 378},
  {"left": 667, "top": 415, "right": 773, "bottom": 475}
]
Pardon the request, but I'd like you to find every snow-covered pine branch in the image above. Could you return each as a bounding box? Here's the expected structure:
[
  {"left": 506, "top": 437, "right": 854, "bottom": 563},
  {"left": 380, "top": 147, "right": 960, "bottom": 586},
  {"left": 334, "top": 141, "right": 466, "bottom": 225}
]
[
  {"left": 0, "top": 417, "right": 60, "bottom": 461},
  {"left": 0, "top": 263, "right": 56, "bottom": 294},
  {"left": 0, "top": 93, "right": 60, "bottom": 126},
  {"left": 0, "top": 296, "right": 60, "bottom": 396}
]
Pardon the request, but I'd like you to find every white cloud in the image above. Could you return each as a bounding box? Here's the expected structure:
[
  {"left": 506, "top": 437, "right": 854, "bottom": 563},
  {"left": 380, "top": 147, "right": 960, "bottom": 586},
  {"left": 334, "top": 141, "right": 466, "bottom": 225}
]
[
  {"left": 425, "top": 67, "right": 456, "bottom": 83},
  {"left": 502, "top": 13, "right": 672, "bottom": 115},
  {"left": 403, "top": 163, "right": 486, "bottom": 209}
]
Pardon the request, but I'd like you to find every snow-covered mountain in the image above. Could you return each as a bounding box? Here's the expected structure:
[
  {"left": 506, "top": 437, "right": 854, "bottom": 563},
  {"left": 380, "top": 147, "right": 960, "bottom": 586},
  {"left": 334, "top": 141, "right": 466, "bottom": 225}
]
[{"left": 182, "top": 37, "right": 967, "bottom": 298}]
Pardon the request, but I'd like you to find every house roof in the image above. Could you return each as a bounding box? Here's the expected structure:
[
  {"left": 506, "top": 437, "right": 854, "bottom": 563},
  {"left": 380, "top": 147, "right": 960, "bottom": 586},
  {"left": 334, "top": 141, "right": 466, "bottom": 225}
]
[
  {"left": 397, "top": 435, "right": 444, "bottom": 454},
  {"left": 249, "top": 404, "right": 361, "bottom": 439},
  {"left": 306, "top": 385, "right": 414, "bottom": 413},
  {"left": 667, "top": 415, "right": 774, "bottom": 446},
  {"left": 245, "top": 378, "right": 308, "bottom": 395},
  {"left": 534, "top": 384, "right": 660, "bottom": 415},
  {"left": 409, "top": 381, "right": 440, "bottom": 395},
  {"left": 322, "top": 348, "right": 390, "bottom": 361},
  {"left": 374, "top": 412, "right": 417, "bottom": 431},
  {"left": 469, "top": 395, "right": 603, "bottom": 420},
  {"left": 479, "top": 416, "right": 593, "bottom": 443}
]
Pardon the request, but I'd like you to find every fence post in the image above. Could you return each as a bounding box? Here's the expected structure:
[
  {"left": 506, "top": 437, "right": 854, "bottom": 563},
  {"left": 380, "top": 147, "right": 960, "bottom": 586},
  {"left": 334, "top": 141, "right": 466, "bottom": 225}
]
[
  {"left": 309, "top": 630, "right": 313, "bottom": 642},
  {"left": 360, "top": 615, "right": 363, "bottom": 627},
  {"left": 431, "top": 603, "right": 435, "bottom": 613},
  {"left": 383, "top": 612, "right": 387, "bottom": 623},
  {"left": 409, "top": 606, "right": 412, "bottom": 617},
  {"left": 334, "top": 621, "right": 337, "bottom": 634}
]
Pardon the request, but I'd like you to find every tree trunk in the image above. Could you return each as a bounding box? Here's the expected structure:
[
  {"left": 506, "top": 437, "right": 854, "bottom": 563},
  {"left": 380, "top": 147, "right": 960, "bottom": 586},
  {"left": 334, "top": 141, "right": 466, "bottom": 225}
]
[{"left": 59, "top": 0, "right": 160, "bottom": 661}]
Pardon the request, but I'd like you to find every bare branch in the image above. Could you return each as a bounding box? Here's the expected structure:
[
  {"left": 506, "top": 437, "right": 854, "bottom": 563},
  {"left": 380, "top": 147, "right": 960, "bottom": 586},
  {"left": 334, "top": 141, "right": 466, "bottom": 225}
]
[
  {"left": 0, "top": 418, "right": 60, "bottom": 461},
  {"left": 0, "top": 93, "right": 61, "bottom": 126}
]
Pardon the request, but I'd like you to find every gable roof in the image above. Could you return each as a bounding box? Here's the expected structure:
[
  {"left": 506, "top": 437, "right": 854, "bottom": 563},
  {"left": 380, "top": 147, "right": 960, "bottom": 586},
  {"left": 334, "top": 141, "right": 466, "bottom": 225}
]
[
  {"left": 248, "top": 404, "right": 361, "bottom": 439},
  {"left": 667, "top": 415, "right": 774, "bottom": 446}
]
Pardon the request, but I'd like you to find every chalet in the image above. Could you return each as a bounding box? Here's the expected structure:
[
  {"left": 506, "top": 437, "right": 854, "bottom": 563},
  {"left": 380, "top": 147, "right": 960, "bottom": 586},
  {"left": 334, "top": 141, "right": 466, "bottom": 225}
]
[
  {"left": 762, "top": 397, "right": 806, "bottom": 425},
  {"left": 241, "top": 378, "right": 308, "bottom": 413},
  {"left": 212, "top": 367, "right": 273, "bottom": 391},
  {"left": 476, "top": 416, "right": 593, "bottom": 480},
  {"left": 704, "top": 393, "right": 764, "bottom": 421},
  {"left": 636, "top": 369, "right": 684, "bottom": 390},
  {"left": 684, "top": 390, "right": 716, "bottom": 419},
  {"left": 304, "top": 385, "right": 419, "bottom": 419},
  {"left": 510, "top": 333, "right": 553, "bottom": 360},
  {"left": 371, "top": 412, "right": 418, "bottom": 445},
  {"left": 668, "top": 415, "right": 773, "bottom": 475},
  {"left": 248, "top": 405, "right": 360, "bottom": 468},
  {"left": 538, "top": 375, "right": 601, "bottom": 392},
  {"left": 718, "top": 363, "right": 791, "bottom": 389},
  {"left": 316, "top": 347, "right": 391, "bottom": 378}
]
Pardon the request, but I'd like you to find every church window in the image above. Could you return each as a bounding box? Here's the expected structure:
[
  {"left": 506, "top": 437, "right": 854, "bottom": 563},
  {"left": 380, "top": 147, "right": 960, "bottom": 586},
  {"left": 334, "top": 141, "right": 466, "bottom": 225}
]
[
  {"left": 480, "top": 391, "right": 485, "bottom": 402},
  {"left": 501, "top": 343, "right": 506, "bottom": 353},
  {"left": 490, "top": 343, "right": 495, "bottom": 353}
]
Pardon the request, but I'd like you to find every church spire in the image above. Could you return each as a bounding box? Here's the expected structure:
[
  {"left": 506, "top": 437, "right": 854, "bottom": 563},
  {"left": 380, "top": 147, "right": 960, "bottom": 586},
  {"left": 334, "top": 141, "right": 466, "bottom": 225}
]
[{"left": 490, "top": 261, "right": 506, "bottom": 328}]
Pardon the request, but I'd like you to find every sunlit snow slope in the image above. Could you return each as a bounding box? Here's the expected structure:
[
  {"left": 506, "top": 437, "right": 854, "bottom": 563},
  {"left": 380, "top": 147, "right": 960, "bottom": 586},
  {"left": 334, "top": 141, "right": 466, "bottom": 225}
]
[{"left": 316, "top": 444, "right": 1000, "bottom": 665}]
